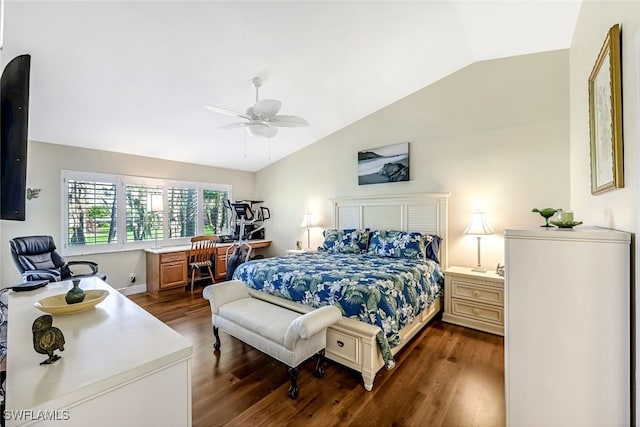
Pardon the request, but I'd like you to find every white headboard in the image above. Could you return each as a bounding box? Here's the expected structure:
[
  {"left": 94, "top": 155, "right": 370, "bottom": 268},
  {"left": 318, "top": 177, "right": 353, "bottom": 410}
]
[{"left": 330, "top": 192, "right": 450, "bottom": 268}]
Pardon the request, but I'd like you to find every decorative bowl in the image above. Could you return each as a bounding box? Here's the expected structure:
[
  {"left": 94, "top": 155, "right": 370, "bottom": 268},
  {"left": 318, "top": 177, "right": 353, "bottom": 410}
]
[
  {"left": 34, "top": 290, "right": 109, "bottom": 315},
  {"left": 532, "top": 208, "right": 559, "bottom": 227},
  {"left": 550, "top": 220, "right": 583, "bottom": 229}
]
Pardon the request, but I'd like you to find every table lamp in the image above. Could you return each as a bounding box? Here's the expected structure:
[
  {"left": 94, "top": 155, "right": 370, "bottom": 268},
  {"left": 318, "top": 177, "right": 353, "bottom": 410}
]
[
  {"left": 464, "top": 210, "right": 494, "bottom": 272},
  {"left": 300, "top": 213, "right": 315, "bottom": 250}
]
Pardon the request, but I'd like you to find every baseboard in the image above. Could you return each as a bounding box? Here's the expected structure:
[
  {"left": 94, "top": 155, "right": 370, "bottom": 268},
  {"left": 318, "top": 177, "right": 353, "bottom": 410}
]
[{"left": 117, "top": 283, "right": 146, "bottom": 295}]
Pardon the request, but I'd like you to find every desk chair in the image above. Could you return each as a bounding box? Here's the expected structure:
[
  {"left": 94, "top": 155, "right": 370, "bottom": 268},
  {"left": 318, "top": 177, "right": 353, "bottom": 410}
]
[
  {"left": 9, "top": 235, "right": 106, "bottom": 282},
  {"left": 188, "top": 235, "right": 217, "bottom": 292}
]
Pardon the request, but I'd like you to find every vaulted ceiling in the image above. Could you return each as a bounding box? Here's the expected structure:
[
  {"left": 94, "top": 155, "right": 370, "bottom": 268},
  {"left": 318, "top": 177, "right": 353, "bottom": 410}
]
[{"left": 2, "top": 1, "right": 581, "bottom": 172}]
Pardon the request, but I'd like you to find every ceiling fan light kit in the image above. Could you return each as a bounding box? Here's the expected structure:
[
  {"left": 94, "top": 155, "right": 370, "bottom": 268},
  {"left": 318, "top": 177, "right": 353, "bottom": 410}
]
[
  {"left": 206, "top": 77, "right": 308, "bottom": 139},
  {"left": 247, "top": 122, "right": 278, "bottom": 138}
]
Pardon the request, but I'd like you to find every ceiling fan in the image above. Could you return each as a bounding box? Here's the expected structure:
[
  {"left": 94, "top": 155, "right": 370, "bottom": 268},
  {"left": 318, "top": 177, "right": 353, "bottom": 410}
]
[{"left": 205, "top": 77, "right": 309, "bottom": 139}]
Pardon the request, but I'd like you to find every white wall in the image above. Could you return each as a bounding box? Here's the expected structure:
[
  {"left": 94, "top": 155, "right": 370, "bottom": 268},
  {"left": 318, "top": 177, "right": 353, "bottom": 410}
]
[
  {"left": 257, "top": 50, "right": 571, "bottom": 270},
  {"left": 569, "top": 1, "right": 640, "bottom": 424},
  {"left": 0, "top": 141, "right": 256, "bottom": 289},
  {"left": 1, "top": 50, "right": 571, "bottom": 290},
  {"left": 0, "top": 48, "right": 572, "bottom": 287},
  {"left": 569, "top": 1, "right": 639, "bottom": 230}
]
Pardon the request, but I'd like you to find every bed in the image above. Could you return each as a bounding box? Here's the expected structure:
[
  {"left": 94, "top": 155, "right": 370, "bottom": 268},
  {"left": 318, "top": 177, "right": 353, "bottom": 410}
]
[{"left": 233, "top": 192, "right": 450, "bottom": 391}]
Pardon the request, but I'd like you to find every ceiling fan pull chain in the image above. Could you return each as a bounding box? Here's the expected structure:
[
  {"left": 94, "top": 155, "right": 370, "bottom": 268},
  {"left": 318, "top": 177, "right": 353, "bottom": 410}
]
[{"left": 243, "top": 128, "right": 247, "bottom": 158}]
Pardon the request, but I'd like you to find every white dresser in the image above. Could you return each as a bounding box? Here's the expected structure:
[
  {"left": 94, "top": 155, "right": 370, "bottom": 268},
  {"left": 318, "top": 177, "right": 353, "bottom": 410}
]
[
  {"left": 5, "top": 278, "right": 193, "bottom": 426},
  {"left": 504, "top": 226, "right": 630, "bottom": 427}
]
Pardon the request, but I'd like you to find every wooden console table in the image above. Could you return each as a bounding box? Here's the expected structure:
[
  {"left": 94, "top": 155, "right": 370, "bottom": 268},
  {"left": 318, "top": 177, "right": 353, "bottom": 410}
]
[
  {"left": 5, "top": 277, "right": 193, "bottom": 426},
  {"left": 145, "top": 239, "right": 271, "bottom": 296}
]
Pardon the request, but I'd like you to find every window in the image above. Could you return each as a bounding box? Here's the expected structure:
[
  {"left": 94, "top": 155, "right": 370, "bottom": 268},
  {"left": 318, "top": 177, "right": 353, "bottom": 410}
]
[
  {"left": 125, "top": 184, "right": 163, "bottom": 243},
  {"left": 66, "top": 177, "right": 117, "bottom": 246},
  {"left": 63, "top": 171, "right": 231, "bottom": 254},
  {"left": 203, "top": 189, "right": 229, "bottom": 235},
  {"left": 167, "top": 186, "right": 197, "bottom": 239}
]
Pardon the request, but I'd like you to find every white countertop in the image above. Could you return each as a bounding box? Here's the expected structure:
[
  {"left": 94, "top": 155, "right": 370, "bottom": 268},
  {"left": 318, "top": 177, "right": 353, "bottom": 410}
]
[
  {"left": 504, "top": 226, "right": 630, "bottom": 243},
  {"left": 6, "top": 277, "right": 193, "bottom": 416},
  {"left": 144, "top": 239, "right": 271, "bottom": 254}
]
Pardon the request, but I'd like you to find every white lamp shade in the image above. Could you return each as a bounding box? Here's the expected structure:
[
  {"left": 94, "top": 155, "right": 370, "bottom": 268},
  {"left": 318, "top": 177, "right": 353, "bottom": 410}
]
[
  {"left": 300, "top": 213, "right": 315, "bottom": 228},
  {"left": 148, "top": 194, "right": 164, "bottom": 212},
  {"left": 464, "top": 211, "right": 494, "bottom": 236}
]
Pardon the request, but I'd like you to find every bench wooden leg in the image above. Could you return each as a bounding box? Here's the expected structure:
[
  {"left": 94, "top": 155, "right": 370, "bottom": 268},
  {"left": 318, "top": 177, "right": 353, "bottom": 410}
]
[
  {"left": 287, "top": 367, "right": 299, "bottom": 399},
  {"left": 314, "top": 349, "right": 325, "bottom": 378},
  {"left": 213, "top": 326, "right": 220, "bottom": 351}
]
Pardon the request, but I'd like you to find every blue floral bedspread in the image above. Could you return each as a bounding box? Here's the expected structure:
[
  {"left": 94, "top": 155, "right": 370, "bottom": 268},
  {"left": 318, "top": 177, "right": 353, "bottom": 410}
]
[{"left": 232, "top": 252, "right": 444, "bottom": 367}]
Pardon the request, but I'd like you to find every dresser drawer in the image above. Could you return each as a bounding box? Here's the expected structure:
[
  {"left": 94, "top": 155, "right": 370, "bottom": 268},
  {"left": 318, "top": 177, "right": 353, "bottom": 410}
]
[
  {"left": 451, "top": 279, "right": 504, "bottom": 306},
  {"left": 451, "top": 299, "right": 503, "bottom": 326},
  {"left": 326, "top": 328, "right": 359, "bottom": 365},
  {"left": 161, "top": 252, "right": 187, "bottom": 263}
]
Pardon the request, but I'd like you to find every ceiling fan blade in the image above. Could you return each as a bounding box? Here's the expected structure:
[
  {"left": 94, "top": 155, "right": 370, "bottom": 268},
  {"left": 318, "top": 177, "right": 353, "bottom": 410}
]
[
  {"left": 205, "top": 105, "right": 251, "bottom": 120},
  {"left": 252, "top": 99, "right": 281, "bottom": 118},
  {"left": 219, "top": 122, "right": 249, "bottom": 130},
  {"left": 245, "top": 107, "right": 258, "bottom": 119},
  {"left": 269, "top": 115, "right": 309, "bottom": 127}
]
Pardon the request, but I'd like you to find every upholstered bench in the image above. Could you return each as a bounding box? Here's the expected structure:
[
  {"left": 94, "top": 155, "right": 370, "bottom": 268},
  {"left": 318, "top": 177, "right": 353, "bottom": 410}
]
[{"left": 202, "top": 280, "right": 341, "bottom": 399}]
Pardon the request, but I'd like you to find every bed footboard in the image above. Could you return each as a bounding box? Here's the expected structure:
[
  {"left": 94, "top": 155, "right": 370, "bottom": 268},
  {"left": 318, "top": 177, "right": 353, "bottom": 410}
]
[{"left": 248, "top": 289, "right": 442, "bottom": 391}]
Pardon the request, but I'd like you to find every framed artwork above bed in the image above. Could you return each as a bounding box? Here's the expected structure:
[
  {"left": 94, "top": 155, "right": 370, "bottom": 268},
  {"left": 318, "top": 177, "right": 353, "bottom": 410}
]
[{"left": 357, "top": 142, "right": 409, "bottom": 185}]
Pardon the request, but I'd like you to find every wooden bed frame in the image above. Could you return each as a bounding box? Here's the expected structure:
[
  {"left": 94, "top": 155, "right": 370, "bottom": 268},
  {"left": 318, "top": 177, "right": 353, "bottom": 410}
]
[{"left": 249, "top": 192, "right": 450, "bottom": 391}]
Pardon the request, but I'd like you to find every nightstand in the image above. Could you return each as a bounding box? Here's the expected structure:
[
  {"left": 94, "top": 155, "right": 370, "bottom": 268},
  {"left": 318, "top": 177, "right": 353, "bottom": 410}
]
[{"left": 442, "top": 266, "right": 504, "bottom": 336}]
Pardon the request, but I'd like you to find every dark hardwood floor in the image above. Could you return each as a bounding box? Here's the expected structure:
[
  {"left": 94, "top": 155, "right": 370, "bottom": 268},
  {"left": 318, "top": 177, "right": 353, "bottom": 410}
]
[{"left": 129, "top": 287, "right": 505, "bottom": 427}]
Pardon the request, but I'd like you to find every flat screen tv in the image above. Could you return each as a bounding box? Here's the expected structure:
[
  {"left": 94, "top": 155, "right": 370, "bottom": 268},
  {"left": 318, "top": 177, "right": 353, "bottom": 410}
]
[{"left": 1, "top": 54, "right": 31, "bottom": 221}]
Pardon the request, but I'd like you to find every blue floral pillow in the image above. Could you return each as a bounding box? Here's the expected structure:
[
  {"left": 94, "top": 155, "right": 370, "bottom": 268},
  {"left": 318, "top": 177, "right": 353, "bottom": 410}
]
[
  {"left": 368, "top": 230, "right": 440, "bottom": 262},
  {"left": 322, "top": 229, "right": 370, "bottom": 253},
  {"left": 425, "top": 234, "right": 441, "bottom": 263}
]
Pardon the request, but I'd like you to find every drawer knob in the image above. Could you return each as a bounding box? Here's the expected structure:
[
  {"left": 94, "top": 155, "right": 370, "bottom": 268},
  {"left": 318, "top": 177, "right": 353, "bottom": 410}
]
[
  {"left": 473, "top": 308, "right": 480, "bottom": 316},
  {"left": 472, "top": 290, "right": 481, "bottom": 297},
  {"left": 337, "top": 340, "right": 344, "bottom": 348}
]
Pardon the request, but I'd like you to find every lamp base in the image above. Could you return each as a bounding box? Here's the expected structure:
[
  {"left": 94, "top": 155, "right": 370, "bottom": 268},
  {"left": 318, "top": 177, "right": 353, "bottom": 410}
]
[{"left": 471, "top": 266, "right": 487, "bottom": 273}]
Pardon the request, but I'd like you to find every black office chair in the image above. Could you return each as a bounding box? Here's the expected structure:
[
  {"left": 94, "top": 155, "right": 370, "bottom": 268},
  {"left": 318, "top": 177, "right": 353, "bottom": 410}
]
[{"left": 9, "top": 235, "right": 106, "bottom": 282}]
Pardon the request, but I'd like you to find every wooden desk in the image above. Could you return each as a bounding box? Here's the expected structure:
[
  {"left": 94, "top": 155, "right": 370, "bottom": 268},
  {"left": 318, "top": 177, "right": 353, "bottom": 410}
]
[
  {"left": 145, "top": 240, "right": 271, "bottom": 296},
  {"left": 5, "top": 278, "right": 193, "bottom": 426}
]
